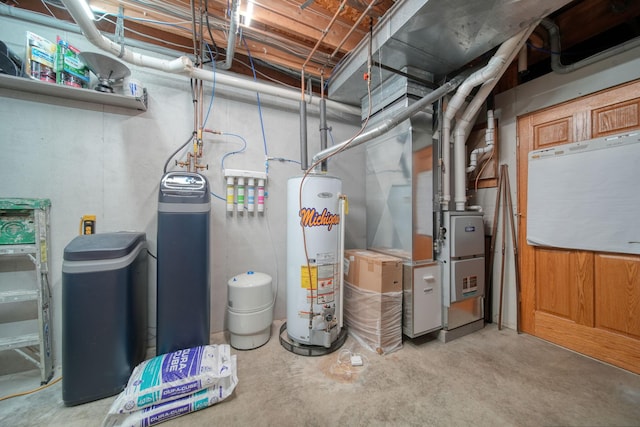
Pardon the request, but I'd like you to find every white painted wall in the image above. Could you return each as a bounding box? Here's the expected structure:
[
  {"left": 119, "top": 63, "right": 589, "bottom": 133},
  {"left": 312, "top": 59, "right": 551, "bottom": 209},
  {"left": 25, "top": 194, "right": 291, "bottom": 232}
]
[
  {"left": 469, "top": 43, "right": 640, "bottom": 330},
  {"left": 0, "top": 15, "right": 365, "bottom": 366}
]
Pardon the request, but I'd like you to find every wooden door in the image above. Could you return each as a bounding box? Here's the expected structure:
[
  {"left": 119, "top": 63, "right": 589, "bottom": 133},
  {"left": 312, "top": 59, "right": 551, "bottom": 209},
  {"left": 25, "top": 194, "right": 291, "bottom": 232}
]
[{"left": 517, "top": 80, "right": 640, "bottom": 374}]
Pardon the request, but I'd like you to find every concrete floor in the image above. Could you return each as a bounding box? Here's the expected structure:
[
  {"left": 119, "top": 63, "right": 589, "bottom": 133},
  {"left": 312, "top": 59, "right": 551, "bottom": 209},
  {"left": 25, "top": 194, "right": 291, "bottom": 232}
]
[{"left": 1, "top": 321, "right": 639, "bottom": 427}]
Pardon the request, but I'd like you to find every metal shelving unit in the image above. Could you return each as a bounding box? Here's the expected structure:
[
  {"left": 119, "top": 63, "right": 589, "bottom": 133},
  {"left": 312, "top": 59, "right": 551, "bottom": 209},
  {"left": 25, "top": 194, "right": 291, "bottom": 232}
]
[
  {"left": 0, "top": 198, "right": 54, "bottom": 384},
  {"left": 0, "top": 73, "right": 147, "bottom": 111}
]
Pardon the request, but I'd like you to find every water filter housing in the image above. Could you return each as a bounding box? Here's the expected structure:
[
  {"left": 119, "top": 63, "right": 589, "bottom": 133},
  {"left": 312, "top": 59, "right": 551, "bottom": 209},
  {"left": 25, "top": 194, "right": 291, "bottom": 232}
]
[{"left": 286, "top": 175, "right": 342, "bottom": 347}]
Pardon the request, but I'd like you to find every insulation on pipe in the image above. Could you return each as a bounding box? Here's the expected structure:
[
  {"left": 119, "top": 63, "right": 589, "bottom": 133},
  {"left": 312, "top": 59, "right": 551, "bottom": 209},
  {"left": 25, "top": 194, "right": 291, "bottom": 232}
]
[
  {"left": 319, "top": 98, "right": 328, "bottom": 172},
  {"left": 217, "top": 0, "right": 239, "bottom": 70},
  {"left": 300, "top": 100, "right": 308, "bottom": 170}
]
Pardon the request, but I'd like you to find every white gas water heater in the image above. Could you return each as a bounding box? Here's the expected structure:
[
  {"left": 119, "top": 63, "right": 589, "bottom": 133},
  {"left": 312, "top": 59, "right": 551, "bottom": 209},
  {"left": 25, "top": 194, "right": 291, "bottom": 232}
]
[{"left": 285, "top": 174, "right": 347, "bottom": 351}]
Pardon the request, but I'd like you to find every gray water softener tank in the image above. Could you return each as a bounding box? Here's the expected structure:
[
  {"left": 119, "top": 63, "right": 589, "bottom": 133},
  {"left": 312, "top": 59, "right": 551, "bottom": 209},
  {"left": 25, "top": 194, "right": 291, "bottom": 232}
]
[
  {"left": 156, "top": 172, "right": 211, "bottom": 355},
  {"left": 62, "top": 231, "right": 148, "bottom": 406}
]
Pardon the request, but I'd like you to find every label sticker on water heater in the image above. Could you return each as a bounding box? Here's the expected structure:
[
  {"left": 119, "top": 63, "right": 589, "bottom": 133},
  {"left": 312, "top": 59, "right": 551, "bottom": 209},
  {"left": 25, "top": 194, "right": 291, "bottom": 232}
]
[
  {"left": 300, "top": 265, "right": 317, "bottom": 289},
  {"left": 299, "top": 207, "right": 340, "bottom": 231},
  {"left": 316, "top": 264, "right": 335, "bottom": 303}
]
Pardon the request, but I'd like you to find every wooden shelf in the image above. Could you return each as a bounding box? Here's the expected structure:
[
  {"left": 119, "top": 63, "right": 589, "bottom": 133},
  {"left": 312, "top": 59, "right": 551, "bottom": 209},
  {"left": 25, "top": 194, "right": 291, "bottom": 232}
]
[{"left": 0, "top": 73, "right": 147, "bottom": 111}]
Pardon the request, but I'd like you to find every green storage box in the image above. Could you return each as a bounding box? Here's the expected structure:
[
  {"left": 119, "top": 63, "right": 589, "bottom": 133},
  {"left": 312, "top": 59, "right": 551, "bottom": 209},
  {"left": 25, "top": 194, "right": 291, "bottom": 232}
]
[{"left": 0, "top": 198, "right": 51, "bottom": 245}]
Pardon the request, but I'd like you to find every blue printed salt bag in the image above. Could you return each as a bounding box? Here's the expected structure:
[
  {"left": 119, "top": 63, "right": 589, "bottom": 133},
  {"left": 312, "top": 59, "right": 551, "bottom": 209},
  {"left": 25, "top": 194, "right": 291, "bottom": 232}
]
[{"left": 105, "top": 344, "right": 236, "bottom": 414}]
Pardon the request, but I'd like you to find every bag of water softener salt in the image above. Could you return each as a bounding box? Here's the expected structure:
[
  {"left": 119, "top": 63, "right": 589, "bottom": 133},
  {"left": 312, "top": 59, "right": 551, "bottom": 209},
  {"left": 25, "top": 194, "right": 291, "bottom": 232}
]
[
  {"left": 102, "top": 356, "right": 237, "bottom": 427},
  {"left": 106, "top": 344, "right": 236, "bottom": 414}
]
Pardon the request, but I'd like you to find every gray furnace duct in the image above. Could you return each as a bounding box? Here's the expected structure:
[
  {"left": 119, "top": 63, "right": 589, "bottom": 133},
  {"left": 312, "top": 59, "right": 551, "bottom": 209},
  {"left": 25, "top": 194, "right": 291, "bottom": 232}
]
[{"left": 156, "top": 172, "right": 210, "bottom": 355}]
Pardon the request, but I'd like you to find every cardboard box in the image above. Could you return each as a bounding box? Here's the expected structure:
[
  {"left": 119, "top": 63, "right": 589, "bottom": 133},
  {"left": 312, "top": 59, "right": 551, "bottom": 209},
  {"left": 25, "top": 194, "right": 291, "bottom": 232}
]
[
  {"left": 343, "top": 282, "right": 402, "bottom": 355},
  {"left": 344, "top": 249, "right": 403, "bottom": 293}
]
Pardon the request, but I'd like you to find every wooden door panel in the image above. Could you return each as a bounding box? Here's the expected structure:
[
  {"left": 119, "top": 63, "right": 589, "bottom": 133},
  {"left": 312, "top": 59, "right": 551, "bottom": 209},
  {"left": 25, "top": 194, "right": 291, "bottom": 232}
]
[
  {"left": 592, "top": 99, "right": 640, "bottom": 137},
  {"left": 536, "top": 311, "right": 640, "bottom": 375},
  {"left": 573, "top": 251, "right": 595, "bottom": 327},
  {"left": 595, "top": 254, "right": 640, "bottom": 339},
  {"left": 517, "top": 79, "right": 640, "bottom": 374},
  {"left": 533, "top": 116, "right": 573, "bottom": 148},
  {"left": 536, "top": 249, "right": 573, "bottom": 319},
  {"left": 535, "top": 249, "right": 594, "bottom": 325}
]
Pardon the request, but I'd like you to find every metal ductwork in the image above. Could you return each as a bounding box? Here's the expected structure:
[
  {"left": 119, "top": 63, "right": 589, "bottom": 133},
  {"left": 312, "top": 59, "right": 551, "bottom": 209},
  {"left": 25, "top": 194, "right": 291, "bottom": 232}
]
[{"left": 327, "top": 0, "right": 574, "bottom": 106}]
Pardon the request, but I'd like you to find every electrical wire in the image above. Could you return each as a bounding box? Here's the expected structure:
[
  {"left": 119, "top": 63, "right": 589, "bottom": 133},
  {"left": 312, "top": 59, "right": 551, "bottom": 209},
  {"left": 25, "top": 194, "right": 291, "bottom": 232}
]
[
  {"left": 94, "top": 12, "right": 193, "bottom": 32},
  {"left": 95, "top": 15, "right": 195, "bottom": 50},
  {"left": 0, "top": 376, "right": 62, "bottom": 402},
  {"left": 39, "top": 0, "right": 59, "bottom": 18},
  {"left": 328, "top": 128, "right": 336, "bottom": 146},
  {"left": 203, "top": 2, "right": 220, "bottom": 60},
  {"left": 330, "top": 349, "right": 369, "bottom": 379},
  {"left": 203, "top": 43, "right": 217, "bottom": 126}
]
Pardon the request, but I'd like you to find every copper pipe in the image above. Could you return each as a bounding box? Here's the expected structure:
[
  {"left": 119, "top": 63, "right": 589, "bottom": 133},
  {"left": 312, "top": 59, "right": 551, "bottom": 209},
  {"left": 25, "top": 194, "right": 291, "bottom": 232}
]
[
  {"left": 329, "top": 0, "right": 377, "bottom": 60},
  {"left": 301, "top": 0, "right": 348, "bottom": 72}
]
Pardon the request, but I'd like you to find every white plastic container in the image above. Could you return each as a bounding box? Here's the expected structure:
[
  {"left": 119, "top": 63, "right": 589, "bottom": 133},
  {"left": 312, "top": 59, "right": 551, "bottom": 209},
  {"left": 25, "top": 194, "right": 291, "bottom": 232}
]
[{"left": 227, "top": 271, "right": 273, "bottom": 350}]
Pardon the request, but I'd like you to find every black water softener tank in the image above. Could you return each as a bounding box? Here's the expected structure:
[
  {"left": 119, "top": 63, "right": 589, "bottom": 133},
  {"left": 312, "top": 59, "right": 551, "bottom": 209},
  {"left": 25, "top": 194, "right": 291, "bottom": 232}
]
[{"left": 156, "top": 172, "right": 210, "bottom": 355}]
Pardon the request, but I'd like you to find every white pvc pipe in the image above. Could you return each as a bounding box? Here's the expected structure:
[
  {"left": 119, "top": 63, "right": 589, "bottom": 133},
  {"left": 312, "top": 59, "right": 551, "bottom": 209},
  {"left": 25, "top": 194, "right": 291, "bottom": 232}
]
[
  {"left": 452, "top": 24, "right": 537, "bottom": 211},
  {"left": 63, "top": 0, "right": 187, "bottom": 72},
  {"left": 441, "top": 95, "right": 469, "bottom": 210},
  {"left": 518, "top": 45, "right": 528, "bottom": 74},
  {"left": 60, "top": 0, "right": 360, "bottom": 116},
  {"left": 467, "top": 109, "right": 494, "bottom": 173}
]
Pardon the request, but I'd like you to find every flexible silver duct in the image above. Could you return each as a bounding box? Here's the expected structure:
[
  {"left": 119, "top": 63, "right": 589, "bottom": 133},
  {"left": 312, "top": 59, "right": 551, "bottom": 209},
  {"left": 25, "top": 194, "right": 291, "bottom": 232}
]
[{"left": 311, "top": 75, "right": 465, "bottom": 167}]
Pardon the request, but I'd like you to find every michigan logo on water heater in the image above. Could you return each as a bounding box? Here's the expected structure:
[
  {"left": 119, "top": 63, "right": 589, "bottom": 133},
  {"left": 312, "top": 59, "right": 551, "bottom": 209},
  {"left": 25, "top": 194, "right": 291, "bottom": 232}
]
[{"left": 299, "top": 207, "right": 340, "bottom": 231}]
